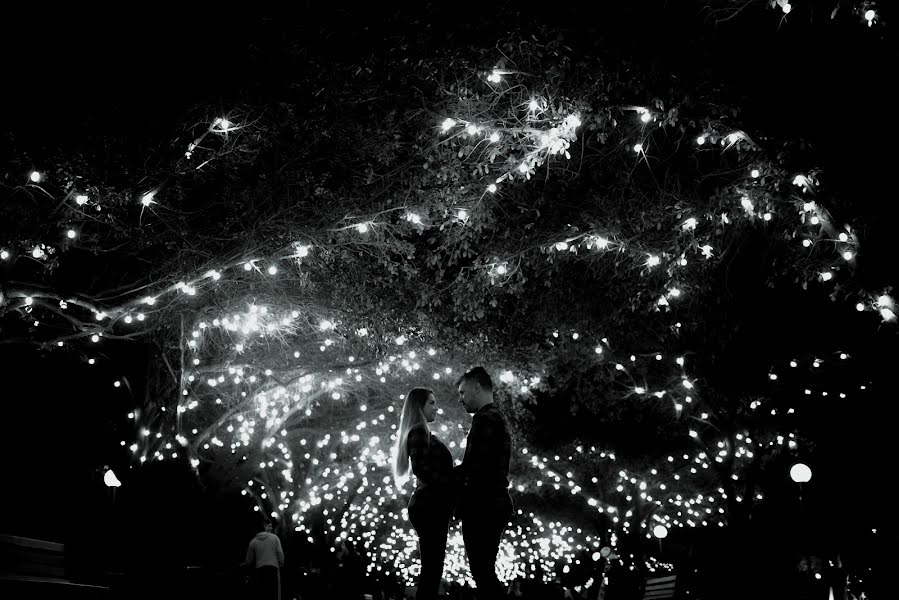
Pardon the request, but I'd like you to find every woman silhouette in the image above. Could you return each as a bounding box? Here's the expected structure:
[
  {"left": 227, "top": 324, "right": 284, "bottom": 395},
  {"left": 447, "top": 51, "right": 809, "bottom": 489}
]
[{"left": 392, "top": 387, "right": 454, "bottom": 600}]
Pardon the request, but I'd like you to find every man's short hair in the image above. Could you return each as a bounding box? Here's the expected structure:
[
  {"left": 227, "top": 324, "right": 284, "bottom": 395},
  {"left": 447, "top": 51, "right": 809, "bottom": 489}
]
[{"left": 457, "top": 366, "right": 493, "bottom": 391}]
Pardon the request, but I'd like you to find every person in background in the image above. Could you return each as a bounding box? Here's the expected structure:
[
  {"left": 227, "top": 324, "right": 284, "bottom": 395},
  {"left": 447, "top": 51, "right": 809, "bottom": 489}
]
[{"left": 242, "top": 520, "right": 285, "bottom": 600}]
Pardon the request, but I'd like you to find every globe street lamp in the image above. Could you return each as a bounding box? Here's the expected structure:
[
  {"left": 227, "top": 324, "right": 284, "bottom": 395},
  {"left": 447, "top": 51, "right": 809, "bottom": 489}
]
[
  {"left": 653, "top": 524, "right": 668, "bottom": 555},
  {"left": 789, "top": 463, "right": 812, "bottom": 484},
  {"left": 103, "top": 469, "right": 122, "bottom": 488},
  {"left": 790, "top": 462, "right": 812, "bottom": 506},
  {"left": 104, "top": 467, "right": 121, "bottom": 506}
]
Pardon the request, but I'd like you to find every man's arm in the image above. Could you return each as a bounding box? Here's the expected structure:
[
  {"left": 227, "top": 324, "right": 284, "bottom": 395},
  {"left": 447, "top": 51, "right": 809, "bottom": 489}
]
[
  {"left": 276, "top": 537, "right": 285, "bottom": 567},
  {"left": 460, "top": 411, "right": 505, "bottom": 486}
]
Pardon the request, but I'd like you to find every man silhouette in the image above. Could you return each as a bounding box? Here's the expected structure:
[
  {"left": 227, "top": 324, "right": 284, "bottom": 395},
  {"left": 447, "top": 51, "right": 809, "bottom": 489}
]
[{"left": 455, "top": 366, "right": 513, "bottom": 600}]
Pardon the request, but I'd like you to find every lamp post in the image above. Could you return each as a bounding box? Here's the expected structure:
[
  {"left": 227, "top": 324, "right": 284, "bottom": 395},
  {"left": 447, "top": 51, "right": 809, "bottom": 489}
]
[
  {"left": 653, "top": 524, "right": 668, "bottom": 555},
  {"left": 790, "top": 462, "right": 812, "bottom": 554},
  {"left": 104, "top": 467, "right": 122, "bottom": 505},
  {"left": 789, "top": 462, "right": 812, "bottom": 507}
]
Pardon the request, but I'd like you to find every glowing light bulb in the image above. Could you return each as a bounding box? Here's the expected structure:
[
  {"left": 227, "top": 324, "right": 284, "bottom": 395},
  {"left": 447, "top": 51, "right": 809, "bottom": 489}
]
[
  {"left": 640, "top": 112, "right": 651, "bottom": 123},
  {"left": 750, "top": 169, "right": 760, "bottom": 178},
  {"left": 32, "top": 247, "right": 44, "bottom": 259},
  {"left": 821, "top": 272, "right": 833, "bottom": 281},
  {"left": 76, "top": 194, "right": 89, "bottom": 205},
  {"left": 66, "top": 229, "right": 76, "bottom": 239},
  {"left": 528, "top": 99, "right": 540, "bottom": 111},
  {"left": 810, "top": 216, "right": 819, "bottom": 225},
  {"left": 457, "top": 209, "right": 469, "bottom": 221},
  {"left": 633, "top": 143, "right": 643, "bottom": 153},
  {"left": 356, "top": 223, "right": 368, "bottom": 233},
  {"left": 489, "top": 132, "right": 500, "bottom": 143},
  {"left": 865, "top": 10, "right": 876, "bottom": 23},
  {"left": 740, "top": 197, "right": 753, "bottom": 210},
  {"left": 440, "top": 118, "right": 456, "bottom": 132},
  {"left": 466, "top": 124, "right": 479, "bottom": 135},
  {"left": 839, "top": 232, "right": 849, "bottom": 242},
  {"left": 268, "top": 265, "right": 278, "bottom": 275},
  {"left": 518, "top": 162, "right": 529, "bottom": 173},
  {"left": 856, "top": 302, "right": 865, "bottom": 312},
  {"left": 487, "top": 184, "right": 497, "bottom": 193},
  {"left": 0, "top": 250, "right": 8, "bottom": 260},
  {"left": 496, "top": 264, "right": 507, "bottom": 275},
  {"left": 790, "top": 463, "right": 811, "bottom": 483},
  {"left": 763, "top": 213, "right": 772, "bottom": 221},
  {"left": 842, "top": 251, "right": 853, "bottom": 261},
  {"left": 683, "top": 217, "right": 697, "bottom": 230},
  {"left": 782, "top": 2, "right": 792, "bottom": 14},
  {"left": 802, "top": 239, "right": 812, "bottom": 248},
  {"left": 29, "top": 171, "right": 41, "bottom": 182},
  {"left": 696, "top": 136, "right": 705, "bottom": 145},
  {"left": 103, "top": 469, "right": 122, "bottom": 487}
]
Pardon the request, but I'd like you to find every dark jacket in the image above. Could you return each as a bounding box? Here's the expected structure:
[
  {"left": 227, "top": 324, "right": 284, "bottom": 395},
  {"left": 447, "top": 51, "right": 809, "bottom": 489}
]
[{"left": 454, "top": 403, "right": 512, "bottom": 517}]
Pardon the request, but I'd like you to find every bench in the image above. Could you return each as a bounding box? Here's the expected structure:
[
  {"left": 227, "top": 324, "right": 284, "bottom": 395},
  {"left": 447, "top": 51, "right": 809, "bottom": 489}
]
[
  {"left": 0, "top": 534, "right": 110, "bottom": 599},
  {"left": 642, "top": 573, "right": 676, "bottom": 600}
]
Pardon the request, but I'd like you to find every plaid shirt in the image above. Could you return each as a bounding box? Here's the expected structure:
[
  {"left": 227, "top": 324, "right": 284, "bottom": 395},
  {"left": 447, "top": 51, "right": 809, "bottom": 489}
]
[
  {"left": 455, "top": 403, "right": 512, "bottom": 512},
  {"left": 408, "top": 426, "right": 453, "bottom": 492}
]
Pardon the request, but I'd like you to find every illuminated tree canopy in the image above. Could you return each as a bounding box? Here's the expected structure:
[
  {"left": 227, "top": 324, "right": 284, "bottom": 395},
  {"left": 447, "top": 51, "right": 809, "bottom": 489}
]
[{"left": 1, "top": 1, "right": 895, "bottom": 591}]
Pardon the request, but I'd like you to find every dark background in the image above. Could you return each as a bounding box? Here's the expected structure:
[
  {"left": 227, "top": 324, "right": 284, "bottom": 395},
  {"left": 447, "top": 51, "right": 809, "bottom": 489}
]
[{"left": 2, "top": 0, "right": 896, "bottom": 595}]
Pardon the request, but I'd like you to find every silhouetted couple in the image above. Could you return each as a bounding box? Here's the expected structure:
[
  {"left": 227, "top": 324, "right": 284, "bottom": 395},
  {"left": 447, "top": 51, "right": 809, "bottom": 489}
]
[{"left": 393, "top": 367, "right": 514, "bottom": 600}]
